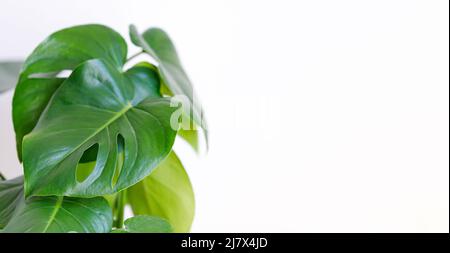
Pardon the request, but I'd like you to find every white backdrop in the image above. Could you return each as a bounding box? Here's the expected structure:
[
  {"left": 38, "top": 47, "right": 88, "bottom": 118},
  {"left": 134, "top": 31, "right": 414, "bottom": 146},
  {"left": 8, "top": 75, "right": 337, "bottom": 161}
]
[{"left": 0, "top": 0, "right": 448, "bottom": 232}]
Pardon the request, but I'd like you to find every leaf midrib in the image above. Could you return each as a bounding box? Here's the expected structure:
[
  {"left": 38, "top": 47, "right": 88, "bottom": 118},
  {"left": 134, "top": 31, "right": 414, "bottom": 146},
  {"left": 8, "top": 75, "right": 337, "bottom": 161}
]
[
  {"left": 67, "top": 102, "right": 133, "bottom": 157},
  {"left": 26, "top": 102, "right": 133, "bottom": 196},
  {"left": 42, "top": 196, "right": 63, "bottom": 232}
]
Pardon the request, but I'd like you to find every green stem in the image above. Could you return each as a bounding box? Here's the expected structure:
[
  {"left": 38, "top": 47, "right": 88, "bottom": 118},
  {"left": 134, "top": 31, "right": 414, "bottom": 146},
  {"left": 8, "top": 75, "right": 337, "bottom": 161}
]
[
  {"left": 114, "top": 190, "right": 126, "bottom": 228},
  {"left": 127, "top": 50, "right": 144, "bottom": 62},
  {"left": 0, "top": 172, "right": 5, "bottom": 181},
  {"left": 113, "top": 148, "right": 126, "bottom": 228}
]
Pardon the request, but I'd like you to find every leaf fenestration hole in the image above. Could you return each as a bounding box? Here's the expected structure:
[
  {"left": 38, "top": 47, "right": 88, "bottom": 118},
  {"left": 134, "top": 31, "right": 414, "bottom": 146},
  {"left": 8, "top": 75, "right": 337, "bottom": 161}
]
[
  {"left": 112, "top": 134, "right": 125, "bottom": 187},
  {"left": 28, "top": 69, "right": 72, "bottom": 79},
  {"left": 76, "top": 143, "right": 99, "bottom": 183}
]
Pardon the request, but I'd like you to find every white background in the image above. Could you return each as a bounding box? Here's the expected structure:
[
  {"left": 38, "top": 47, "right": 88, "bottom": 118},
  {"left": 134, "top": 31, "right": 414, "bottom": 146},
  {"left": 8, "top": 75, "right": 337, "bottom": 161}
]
[{"left": 0, "top": 0, "right": 448, "bottom": 232}]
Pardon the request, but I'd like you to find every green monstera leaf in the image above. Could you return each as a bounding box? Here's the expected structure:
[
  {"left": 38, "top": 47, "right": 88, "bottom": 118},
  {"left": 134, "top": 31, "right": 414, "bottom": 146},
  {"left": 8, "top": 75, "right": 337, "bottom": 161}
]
[
  {"left": 3, "top": 196, "right": 112, "bottom": 233},
  {"left": 127, "top": 152, "right": 195, "bottom": 232},
  {"left": 4, "top": 24, "right": 207, "bottom": 233},
  {"left": 13, "top": 24, "right": 128, "bottom": 161},
  {"left": 112, "top": 215, "right": 172, "bottom": 233},
  {"left": 129, "top": 25, "right": 208, "bottom": 147},
  {"left": 0, "top": 177, "right": 112, "bottom": 233},
  {"left": 23, "top": 59, "right": 178, "bottom": 197}
]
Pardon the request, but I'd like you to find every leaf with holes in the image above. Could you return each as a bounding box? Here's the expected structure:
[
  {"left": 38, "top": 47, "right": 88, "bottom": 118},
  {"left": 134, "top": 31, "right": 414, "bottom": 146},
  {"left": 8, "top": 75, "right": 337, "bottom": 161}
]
[
  {"left": 4, "top": 23, "right": 208, "bottom": 234},
  {"left": 127, "top": 151, "right": 195, "bottom": 232},
  {"left": 13, "top": 24, "right": 127, "bottom": 161},
  {"left": 23, "top": 59, "right": 178, "bottom": 197}
]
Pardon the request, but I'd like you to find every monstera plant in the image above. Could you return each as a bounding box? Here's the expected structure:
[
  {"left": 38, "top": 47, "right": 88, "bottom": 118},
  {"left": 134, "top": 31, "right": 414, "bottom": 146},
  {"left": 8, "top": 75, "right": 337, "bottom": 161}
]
[{"left": 0, "top": 24, "right": 207, "bottom": 233}]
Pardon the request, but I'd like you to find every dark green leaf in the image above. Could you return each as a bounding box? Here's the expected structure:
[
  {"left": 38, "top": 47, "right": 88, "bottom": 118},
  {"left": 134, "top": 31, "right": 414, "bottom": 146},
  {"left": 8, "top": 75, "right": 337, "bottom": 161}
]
[
  {"left": 0, "top": 177, "right": 112, "bottom": 233},
  {"left": 122, "top": 215, "right": 172, "bottom": 233},
  {"left": 21, "top": 24, "right": 126, "bottom": 77},
  {"left": 3, "top": 197, "right": 112, "bottom": 233},
  {"left": 0, "top": 61, "right": 22, "bottom": 93},
  {"left": 23, "top": 59, "right": 178, "bottom": 197},
  {"left": 127, "top": 152, "right": 194, "bottom": 232},
  {"left": 13, "top": 24, "right": 127, "bottom": 161},
  {"left": 129, "top": 25, "right": 208, "bottom": 147},
  {"left": 78, "top": 64, "right": 160, "bottom": 164},
  {"left": 0, "top": 177, "right": 23, "bottom": 228},
  {"left": 13, "top": 78, "right": 65, "bottom": 160}
]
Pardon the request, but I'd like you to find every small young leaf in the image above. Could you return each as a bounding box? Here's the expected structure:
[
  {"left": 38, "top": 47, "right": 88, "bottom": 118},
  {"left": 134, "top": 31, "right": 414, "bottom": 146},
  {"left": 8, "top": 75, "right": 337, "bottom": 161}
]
[{"left": 122, "top": 215, "right": 172, "bottom": 233}]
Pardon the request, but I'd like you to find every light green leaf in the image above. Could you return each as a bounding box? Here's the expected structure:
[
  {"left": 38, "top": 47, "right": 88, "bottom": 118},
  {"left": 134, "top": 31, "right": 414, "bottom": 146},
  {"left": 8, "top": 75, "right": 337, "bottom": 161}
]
[
  {"left": 0, "top": 61, "right": 22, "bottom": 93},
  {"left": 0, "top": 177, "right": 23, "bottom": 228},
  {"left": 23, "top": 59, "right": 178, "bottom": 197},
  {"left": 127, "top": 151, "right": 194, "bottom": 232},
  {"left": 0, "top": 177, "right": 112, "bottom": 233},
  {"left": 129, "top": 25, "right": 208, "bottom": 147},
  {"left": 178, "top": 129, "right": 200, "bottom": 153},
  {"left": 13, "top": 24, "right": 127, "bottom": 161},
  {"left": 121, "top": 215, "right": 172, "bottom": 233}
]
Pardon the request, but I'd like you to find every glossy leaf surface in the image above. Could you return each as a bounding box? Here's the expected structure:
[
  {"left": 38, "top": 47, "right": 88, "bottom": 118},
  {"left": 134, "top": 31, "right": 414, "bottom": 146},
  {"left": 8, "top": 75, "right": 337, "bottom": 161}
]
[
  {"left": 0, "top": 177, "right": 112, "bottom": 233},
  {"left": 13, "top": 78, "right": 65, "bottom": 159},
  {"left": 127, "top": 152, "right": 194, "bottom": 232},
  {"left": 13, "top": 24, "right": 127, "bottom": 160},
  {"left": 23, "top": 59, "right": 178, "bottom": 197},
  {"left": 3, "top": 197, "right": 112, "bottom": 233}
]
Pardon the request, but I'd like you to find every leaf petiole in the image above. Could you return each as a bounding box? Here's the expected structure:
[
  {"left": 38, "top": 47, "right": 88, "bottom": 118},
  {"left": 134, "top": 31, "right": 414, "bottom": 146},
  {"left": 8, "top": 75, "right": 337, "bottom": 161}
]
[
  {"left": 114, "top": 190, "right": 126, "bottom": 228},
  {"left": 126, "top": 50, "right": 145, "bottom": 62}
]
